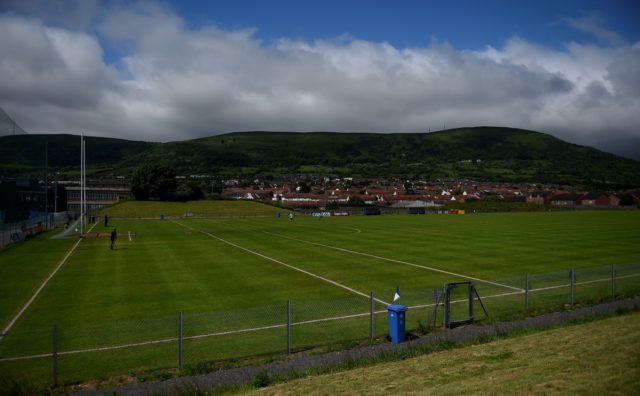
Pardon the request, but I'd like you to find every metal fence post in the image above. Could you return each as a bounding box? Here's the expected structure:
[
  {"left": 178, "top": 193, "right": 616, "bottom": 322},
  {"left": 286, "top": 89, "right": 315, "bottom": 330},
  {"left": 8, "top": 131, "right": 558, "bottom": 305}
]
[
  {"left": 443, "top": 284, "right": 450, "bottom": 329},
  {"left": 52, "top": 324, "right": 58, "bottom": 388},
  {"left": 570, "top": 268, "right": 575, "bottom": 306},
  {"left": 369, "top": 291, "right": 374, "bottom": 344},
  {"left": 178, "top": 312, "right": 183, "bottom": 369},
  {"left": 611, "top": 264, "right": 616, "bottom": 300},
  {"left": 286, "top": 300, "right": 291, "bottom": 354},
  {"left": 524, "top": 273, "right": 529, "bottom": 311},
  {"left": 469, "top": 282, "right": 475, "bottom": 322}
]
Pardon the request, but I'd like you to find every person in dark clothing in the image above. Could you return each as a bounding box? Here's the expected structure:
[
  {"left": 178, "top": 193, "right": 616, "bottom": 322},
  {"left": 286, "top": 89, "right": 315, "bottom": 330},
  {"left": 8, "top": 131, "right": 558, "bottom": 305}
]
[
  {"left": 110, "top": 228, "right": 117, "bottom": 250},
  {"left": 104, "top": 215, "right": 109, "bottom": 227}
]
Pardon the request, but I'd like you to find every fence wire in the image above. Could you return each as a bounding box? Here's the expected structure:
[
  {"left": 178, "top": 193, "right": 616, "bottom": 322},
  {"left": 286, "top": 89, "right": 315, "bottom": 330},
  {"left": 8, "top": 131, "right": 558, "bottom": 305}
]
[{"left": 0, "top": 262, "right": 638, "bottom": 387}]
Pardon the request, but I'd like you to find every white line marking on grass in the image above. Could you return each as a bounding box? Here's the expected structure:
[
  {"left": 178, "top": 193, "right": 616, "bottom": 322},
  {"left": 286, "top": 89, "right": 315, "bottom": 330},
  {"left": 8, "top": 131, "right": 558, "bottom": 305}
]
[
  {"left": 351, "top": 228, "right": 362, "bottom": 234},
  {"left": 2, "top": 270, "right": 639, "bottom": 363},
  {"left": 172, "top": 221, "right": 390, "bottom": 305},
  {"left": 0, "top": 223, "right": 98, "bottom": 341},
  {"left": 263, "top": 231, "right": 523, "bottom": 292}
]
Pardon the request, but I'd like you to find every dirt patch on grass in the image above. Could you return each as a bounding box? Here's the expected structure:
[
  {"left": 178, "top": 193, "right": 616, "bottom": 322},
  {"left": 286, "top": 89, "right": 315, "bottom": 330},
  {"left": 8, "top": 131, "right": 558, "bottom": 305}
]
[{"left": 83, "top": 232, "right": 110, "bottom": 239}]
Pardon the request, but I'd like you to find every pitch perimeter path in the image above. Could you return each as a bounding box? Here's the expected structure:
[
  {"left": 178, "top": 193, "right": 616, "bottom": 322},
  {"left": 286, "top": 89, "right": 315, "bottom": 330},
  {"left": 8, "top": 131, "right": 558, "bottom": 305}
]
[{"left": 172, "top": 220, "right": 391, "bottom": 305}]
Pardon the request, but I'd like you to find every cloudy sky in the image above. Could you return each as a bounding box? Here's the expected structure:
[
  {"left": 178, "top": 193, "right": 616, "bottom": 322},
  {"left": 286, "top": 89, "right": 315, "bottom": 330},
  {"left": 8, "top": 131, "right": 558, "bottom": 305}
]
[{"left": 1, "top": 0, "right": 639, "bottom": 159}]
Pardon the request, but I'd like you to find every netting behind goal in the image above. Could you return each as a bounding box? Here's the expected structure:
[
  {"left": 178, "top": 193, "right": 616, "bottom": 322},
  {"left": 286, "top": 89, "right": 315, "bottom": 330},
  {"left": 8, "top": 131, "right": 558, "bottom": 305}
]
[
  {"left": 0, "top": 107, "right": 28, "bottom": 136},
  {"left": 52, "top": 219, "right": 82, "bottom": 239}
]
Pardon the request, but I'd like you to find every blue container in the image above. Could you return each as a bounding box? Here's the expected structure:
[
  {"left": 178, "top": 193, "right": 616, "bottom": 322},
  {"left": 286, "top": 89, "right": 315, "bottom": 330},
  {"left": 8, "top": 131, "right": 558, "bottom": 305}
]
[{"left": 387, "top": 304, "right": 408, "bottom": 344}]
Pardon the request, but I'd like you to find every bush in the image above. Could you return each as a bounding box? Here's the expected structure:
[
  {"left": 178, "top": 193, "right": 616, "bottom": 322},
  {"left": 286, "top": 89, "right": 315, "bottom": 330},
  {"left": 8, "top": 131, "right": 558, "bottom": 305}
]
[{"left": 251, "top": 371, "right": 273, "bottom": 388}]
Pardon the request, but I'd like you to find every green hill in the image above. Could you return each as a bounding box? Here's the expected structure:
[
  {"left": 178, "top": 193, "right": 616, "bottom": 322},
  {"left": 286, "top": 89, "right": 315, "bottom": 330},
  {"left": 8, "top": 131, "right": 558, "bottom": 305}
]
[
  {"left": 2, "top": 127, "right": 640, "bottom": 186},
  {"left": 0, "top": 134, "right": 154, "bottom": 175}
]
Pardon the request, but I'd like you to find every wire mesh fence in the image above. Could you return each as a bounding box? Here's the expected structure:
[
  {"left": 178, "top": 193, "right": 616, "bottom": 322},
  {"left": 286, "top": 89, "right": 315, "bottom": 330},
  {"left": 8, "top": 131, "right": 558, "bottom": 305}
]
[
  {"left": 0, "top": 212, "right": 71, "bottom": 248},
  {"left": 0, "top": 262, "right": 638, "bottom": 387}
]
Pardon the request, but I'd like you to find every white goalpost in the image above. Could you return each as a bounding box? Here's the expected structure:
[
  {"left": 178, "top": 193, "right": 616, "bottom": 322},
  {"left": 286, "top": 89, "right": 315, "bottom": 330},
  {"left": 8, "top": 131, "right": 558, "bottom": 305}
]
[{"left": 80, "top": 134, "right": 86, "bottom": 235}]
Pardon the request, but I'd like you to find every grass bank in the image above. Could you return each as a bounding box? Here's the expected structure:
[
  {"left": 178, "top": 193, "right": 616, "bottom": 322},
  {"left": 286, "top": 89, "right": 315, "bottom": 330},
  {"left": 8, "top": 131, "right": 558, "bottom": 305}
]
[{"left": 245, "top": 310, "right": 640, "bottom": 395}]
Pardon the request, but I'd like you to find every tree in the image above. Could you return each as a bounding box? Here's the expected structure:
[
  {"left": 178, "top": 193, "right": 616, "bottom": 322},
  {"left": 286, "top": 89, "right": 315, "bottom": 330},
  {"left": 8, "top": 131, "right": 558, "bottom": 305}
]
[
  {"left": 131, "top": 164, "right": 177, "bottom": 200},
  {"left": 174, "top": 183, "right": 194, "bottom": 202},
  {"left": 325, "top": 200, "right": 339, "bottom": 210},
  {"left": 296, "top": 181, "right": 311, "bottom": 193},
  {"left": 347, "top": 195, "right": 364, "bottom": 206}
]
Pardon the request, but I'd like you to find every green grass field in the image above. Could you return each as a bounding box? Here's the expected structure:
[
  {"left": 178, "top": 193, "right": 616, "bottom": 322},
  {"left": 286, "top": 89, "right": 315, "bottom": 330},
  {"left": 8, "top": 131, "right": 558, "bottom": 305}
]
[{"left": 0, "top": 201, "right": 639, "bottom": 389}]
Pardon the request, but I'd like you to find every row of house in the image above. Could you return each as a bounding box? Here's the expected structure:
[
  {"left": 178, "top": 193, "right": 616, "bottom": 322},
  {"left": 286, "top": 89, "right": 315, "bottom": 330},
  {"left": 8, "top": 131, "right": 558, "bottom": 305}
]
[{"left": 223, "top": 184, "right": 637, "bottom": 209}]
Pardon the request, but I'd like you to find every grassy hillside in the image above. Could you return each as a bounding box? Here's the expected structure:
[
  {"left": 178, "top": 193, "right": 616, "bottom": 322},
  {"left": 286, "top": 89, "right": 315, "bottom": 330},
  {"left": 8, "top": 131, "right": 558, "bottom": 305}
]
[
  {"left": 144, "top": 128, "right": 640, "bottom": 185},
  {"left": 2, "top": 128, "right": 640, "bottom": 186},
  {"left": 246, "top": 311, "right": 640, "bottom": 395},
  {"left": 0, "top": 134, "right": 154, "bottom": 174}
]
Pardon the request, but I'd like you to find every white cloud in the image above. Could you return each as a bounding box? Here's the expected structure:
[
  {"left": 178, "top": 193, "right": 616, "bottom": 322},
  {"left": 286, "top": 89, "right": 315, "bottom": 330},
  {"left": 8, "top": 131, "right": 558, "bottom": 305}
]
[
  {"left": 565, "top": 12, "right": 625, "bottom": 46},
  {"left": 0, "top": 3, "right": 639, "bottom": 158}
]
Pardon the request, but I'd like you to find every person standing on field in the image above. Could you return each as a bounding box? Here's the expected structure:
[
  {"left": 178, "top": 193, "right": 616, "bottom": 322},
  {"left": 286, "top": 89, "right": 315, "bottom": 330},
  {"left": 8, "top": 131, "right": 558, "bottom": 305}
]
[{"left": 110, "top": 228, "right": 117, "bottom": 250}]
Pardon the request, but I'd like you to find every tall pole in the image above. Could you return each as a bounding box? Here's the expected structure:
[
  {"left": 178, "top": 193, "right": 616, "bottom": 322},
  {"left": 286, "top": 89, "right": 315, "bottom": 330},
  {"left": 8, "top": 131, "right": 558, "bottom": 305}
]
[
  {"left": 54, "top": 172, "right": 58, "bottom": 213},
  {"left": 45, "top": 141, "right": 49, "bottom": 228},
  {"left": 83, "top": 138, "right": 86, "bottom": 221},
  {"left": 80, "top": 135, "right": 84, "bottom": 234}
]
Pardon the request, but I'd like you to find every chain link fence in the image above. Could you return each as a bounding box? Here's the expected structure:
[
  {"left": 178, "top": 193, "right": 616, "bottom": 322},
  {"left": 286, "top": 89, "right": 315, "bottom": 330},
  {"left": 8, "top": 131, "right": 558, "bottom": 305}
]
[
  {"left": 0, "top": 212, "right": 71, "bottom": 249},
  {"left": 0, "top": 262, "right": 638, "bottom": 387}
]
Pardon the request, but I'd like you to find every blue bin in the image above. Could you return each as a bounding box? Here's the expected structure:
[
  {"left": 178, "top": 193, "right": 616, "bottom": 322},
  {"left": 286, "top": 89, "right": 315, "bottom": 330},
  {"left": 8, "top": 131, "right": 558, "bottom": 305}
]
[{"left": 387, "top": 304, "right": 408, "bottom": 343}]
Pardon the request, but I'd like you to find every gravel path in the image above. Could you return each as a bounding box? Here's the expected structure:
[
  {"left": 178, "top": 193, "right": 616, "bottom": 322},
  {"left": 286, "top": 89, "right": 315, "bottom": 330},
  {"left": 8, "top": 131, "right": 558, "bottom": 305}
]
[{"left": 71, "top": 296, "right": 640, "bottom": 396}]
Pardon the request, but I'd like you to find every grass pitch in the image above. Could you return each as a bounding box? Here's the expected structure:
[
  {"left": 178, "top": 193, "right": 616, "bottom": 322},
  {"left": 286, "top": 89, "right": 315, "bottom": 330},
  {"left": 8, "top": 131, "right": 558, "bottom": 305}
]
[{"left": 0, "top": 201, "right": 639, "bottom": 387}]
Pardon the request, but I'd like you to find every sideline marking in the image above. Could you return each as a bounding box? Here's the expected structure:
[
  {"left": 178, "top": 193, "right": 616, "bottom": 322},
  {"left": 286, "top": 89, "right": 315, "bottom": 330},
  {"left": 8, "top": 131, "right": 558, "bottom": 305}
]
[
  {"left": 263, "top": 231, "right": 523, "bottom": 292},
  {"left": 172, "top": 221, "right": 390, "bottom": 305},
  {"left": 0, "top": 223, "right": 97, "bottom": 341},
  {"left": 1, "top": 272, "right": 638, "bottom": 362}
]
